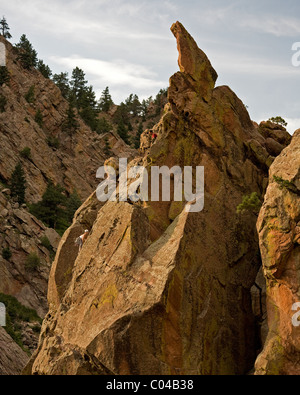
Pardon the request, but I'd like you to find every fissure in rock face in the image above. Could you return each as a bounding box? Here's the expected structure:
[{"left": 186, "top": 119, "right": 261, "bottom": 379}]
[{"left": 24, "top": 22, "right": 293, "bottom": 375}]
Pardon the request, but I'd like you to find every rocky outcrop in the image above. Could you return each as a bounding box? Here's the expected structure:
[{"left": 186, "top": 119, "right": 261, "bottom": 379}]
[
  {"left": 0, "top": 188, "right": 60, "bottom": 317},
  {"left": 25, "top": 22, "right": 292, "bottom": 375},
  {"left": 0, "top": 327, "right": 29, "bottom": 375},
  {"left": 255, "top": 130, "right": 300, "bottom": 375},
  {"left": 0, "top": 36, "right": 135, "bottom": 204}
]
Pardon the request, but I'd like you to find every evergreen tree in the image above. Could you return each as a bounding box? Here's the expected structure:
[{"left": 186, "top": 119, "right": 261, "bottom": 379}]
[
  {"left": 116, "top": 120, "right": 129, "bottom": 144},
  {"left": 16, "top": 34, "right": 38, "bottom": 69},
  {"left": 70, "top": 67, "right": 87, "bottom": 105},
  {"left": 52, "top": 72, "right": 70, "bottom": 99},
  {"left": 0, "top": 16, "right": 12, "bottom": 39},
  {"left": 65, "top": 190, "right": 81, "bottom": 222},
  {"left": 103, "top": 137, "right": 111, "bottom": 156},
  {"left": 134, "top": 122, "right": 144, "bottom": 149},
  {"left": 97, "top": 117, "right": 112, "bottom": 134},
  {"left": 29, "top": 181, "right": 67, "bottom": 231},
  {"left": 37, "top": 60, "right": 52, "bottom": 79},
  {"left": 10, "top": 162, "right": 26, "bottom": 204},
  {"left": 98, "top": 86, "right": 113, "bottom": 112}
]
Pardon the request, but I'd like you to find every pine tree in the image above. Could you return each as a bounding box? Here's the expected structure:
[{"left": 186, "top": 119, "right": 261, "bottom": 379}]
[
  {"left": 62, "top": 104, "right": 79, "bottom": 135},
  {"left": 0, "top": 16, "right": 12, "bottom": 39},
  {"left": 29, "top": 181, "right": 67, "bottom": 231},
  {"left": 134, "top": 122, "right": 144, "bottom": 149},
  {"left": 16, "top": 34, "right": 38, "bottom": 69},
  {"left": 65, "top": 190, "right": 81, "bottom": 222},
  {"left": 117, "top": 121, "right": 129, "bottom": 144},
  {"left": 37, "top": 60, "right": 52, "bottom": 79},
  {"left": 70, "top": 67, "right": 87, "bottom": 105},
  {"left": 98, "top": 87, "right": 113, "bottom": 112},
  {"left": 10, "top": 162, "right": 26, "bottom": 204},
  {"left": 52, "top": 72, "right": 70, "bottom": 99}
]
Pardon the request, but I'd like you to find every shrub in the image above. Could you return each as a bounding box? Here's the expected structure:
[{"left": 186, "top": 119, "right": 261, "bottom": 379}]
[
  {"left": 47, "top": 136, "right": 60, "bottom": 149},
  {"left": 20, "top": 147, "right": 31, "bottom": 159},
  {"left": 34, "top": 109, "right": 43, "bottom": 127},
  {"left": 236, "top": 192, "right": 262, "bottom": 215},
  {"left": 24, "top": 85, "right": 35, "bottom": 103},
  {"left": 2, "top": 247, "right": 12, "bottom": 260},
  {"left": 0, "top": 293, "right": 41, "bottom": 352},
  {"left": 25, "top": 252, "right": 41, "bottom": 271},
  {"left": 273, "top": 176, "right": 299, "bottom": 195}
]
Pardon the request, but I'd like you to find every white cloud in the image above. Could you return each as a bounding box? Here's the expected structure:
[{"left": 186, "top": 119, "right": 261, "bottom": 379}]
[
  {"left": 50, "top": 55, "right": 165, "bottom": 90},
  {"left": 286, "top": 118, "right": 300, "bottom": 135},
  {"left": 240, "top": 16, "right": 300, "bottom": 37}
]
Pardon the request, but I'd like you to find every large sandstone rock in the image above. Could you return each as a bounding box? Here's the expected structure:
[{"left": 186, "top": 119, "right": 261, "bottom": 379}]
[
  {"left": 255, "top": 130, "right": 300, "bottom": 375},
  {"left": 25, "top": 22, "right": 291, "bottom": 375}
]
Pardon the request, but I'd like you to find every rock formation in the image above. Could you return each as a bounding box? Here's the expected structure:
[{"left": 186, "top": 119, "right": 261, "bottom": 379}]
[
  {"left": 255, "top": 130, "right": 300, "bottom": 375},
  {"left": 0, "top": 327, "right": 29, "bottom": 375},
  {"left": 0, "top": 36, "right": 135, "bottom": 204},
  {"left": 24, "top": 22, "right": 292, "bottom": 375},
  {"left": 0, "top": 188, "right": 60, "bottom": 317}
]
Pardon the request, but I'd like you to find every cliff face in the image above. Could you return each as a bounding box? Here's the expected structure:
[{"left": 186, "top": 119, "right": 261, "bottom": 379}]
[
  {"left": 255, "top": 130, "right": 300, "bottom": 375},
  {"left": 0, "top": 36, "right": 134, "bottom": 204},
  {"left": 0, "top": 327, "right": 29, "bottom": 375},
  {"left": 0, "top": 188, "right": 59, "bottom": 317},
  {"left": 25, "top": 22, "right": 292, "bottom": 375}
]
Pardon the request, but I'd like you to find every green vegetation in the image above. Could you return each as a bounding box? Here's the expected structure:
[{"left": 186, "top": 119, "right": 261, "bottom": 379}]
[
  {"left": 29, "top": 182, "right": 81, "bottom": 236},
  {"left": 0, "top": 66, "right": 10, "bottom": 86},
  {"left": 0, "top": 93, "right": 7, "bottom": 112},
  {"left": 97, "top": 117, "right": 112, "bottom": 134},
  {"left": 268, "top": 116, "right": 288, "bottom": 128},
  {"left": 24, "top": 85, "right": 35, "bottom": 103},
  {"left": 103, "top": 137, "right": 111, "bottom": 156},
  {"left": 25, "top": 252, "right": 41, "bottom": 271},
  {"left": 20, "top": 146, "right": 31, "bottom": 159},
  {"left": 52, "top": 72, "right": 70, "bottom": 98},
  {"left": 34, "top": 108, "right": 43, "bottom": 127},
  {"left": 134, "top": 122, "right": 144, "bottom": 149},
  {"left": 236, "top": 192, "right": 262, "bottom": 215},
  {"left": 37, "top": 59, "right": 52, "bottom": 79},
  {"left": 98, "top": 86, "right": 113, "bottom": 112},
  {"left": 0, "top": 293, "right": 42, "bottom": 353},
  {"left": 0, "top": 16, "right": 12, "bottom": 39},
  {"left": 9, "top": 162, "right": 26, "bottom": 204},
  {"left": 46, "top": 136, "right": 60, "bottom": 149},
  {"left": 2, "top": 247, "right": 12, "bottom": 260},
  {"left": 62, "top": 104, "right": 79, "bottom": 135},
  {"left": 15, "top": 34, "right": 38, "bottom": 69},
  {"left": 273, "top": 175, "right": 299, "bottom": 194},
  {"left": 116, "top": 120, "right": 130, "bottom": 144}
]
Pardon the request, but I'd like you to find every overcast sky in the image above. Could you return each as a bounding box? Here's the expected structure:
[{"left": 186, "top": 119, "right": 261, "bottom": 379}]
[{"left": 2, "top": 0, "right": 300, "bottom": 134}]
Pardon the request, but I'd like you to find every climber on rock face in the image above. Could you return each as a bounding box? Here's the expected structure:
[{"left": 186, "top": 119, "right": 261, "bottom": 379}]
[{"left": 75, "top": 229, "right": 89, "bottom": 251}]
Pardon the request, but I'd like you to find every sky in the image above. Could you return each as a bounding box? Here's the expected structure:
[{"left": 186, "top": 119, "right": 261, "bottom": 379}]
[{"left": 2, "top": 0, "right": 300, "bottom": 134}]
